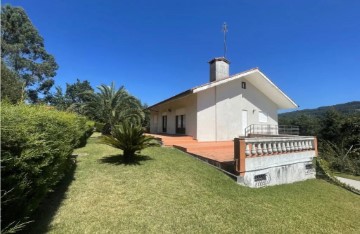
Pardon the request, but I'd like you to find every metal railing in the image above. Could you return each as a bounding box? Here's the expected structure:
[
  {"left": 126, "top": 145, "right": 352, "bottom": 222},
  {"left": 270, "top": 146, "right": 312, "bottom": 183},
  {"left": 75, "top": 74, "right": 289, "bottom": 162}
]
[
  {"left": 245, "top": 124, "right": 299, "bottom": 137},
  {"left": 278, "top": 125, "right": 300, "bottom": 135}
]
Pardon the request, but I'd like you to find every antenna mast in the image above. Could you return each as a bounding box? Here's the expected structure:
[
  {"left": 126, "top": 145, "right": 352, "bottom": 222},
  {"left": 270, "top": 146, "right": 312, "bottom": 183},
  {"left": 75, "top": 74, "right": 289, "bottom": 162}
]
[{"left": 222, "top": 22, "right": 228, "bottom": 58}]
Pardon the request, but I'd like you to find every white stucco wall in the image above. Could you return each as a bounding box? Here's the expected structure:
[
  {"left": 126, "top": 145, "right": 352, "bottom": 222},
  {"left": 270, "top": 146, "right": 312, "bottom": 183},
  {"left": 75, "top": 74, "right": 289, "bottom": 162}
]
[
  {"left": 239, "top": 151, "right": 316, "bottom": 188},
  {"left": 197, "top": 88, "right": 216, "bottom": 141},
  {"left": 241, "top": 80, "right": 278, "bottom": 129},
  {"left": 151, "top": 75, "right": 281, "bottom": 141},
  {"left": 196, "top": 78, "right": 279, "bottom": 142}
]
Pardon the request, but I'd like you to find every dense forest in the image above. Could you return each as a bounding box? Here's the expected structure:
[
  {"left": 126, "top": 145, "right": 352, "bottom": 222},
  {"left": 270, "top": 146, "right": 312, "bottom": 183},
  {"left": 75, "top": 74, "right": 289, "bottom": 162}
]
[
  {"left": 279, "top": 101, "right": 360, "bottom": 176},
  {"left": 280, "top": 101, "right": 360, "bottom": 118}
]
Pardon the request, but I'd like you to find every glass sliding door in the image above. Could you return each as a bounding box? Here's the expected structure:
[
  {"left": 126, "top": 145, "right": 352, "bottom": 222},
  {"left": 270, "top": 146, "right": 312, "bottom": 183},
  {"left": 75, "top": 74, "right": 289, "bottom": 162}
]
[
  {"left": 175, "top": 115, "right": 186, "bottom": 134},
  {"left": 162, "top": 115, "right": 167, "bottom": 133}
]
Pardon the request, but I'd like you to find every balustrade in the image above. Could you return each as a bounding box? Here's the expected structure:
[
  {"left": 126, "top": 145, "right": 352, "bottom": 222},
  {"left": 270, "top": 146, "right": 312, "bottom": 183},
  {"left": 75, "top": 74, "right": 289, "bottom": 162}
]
[{"left": 243, "top": 137, "right": 316, "bottom": 157}]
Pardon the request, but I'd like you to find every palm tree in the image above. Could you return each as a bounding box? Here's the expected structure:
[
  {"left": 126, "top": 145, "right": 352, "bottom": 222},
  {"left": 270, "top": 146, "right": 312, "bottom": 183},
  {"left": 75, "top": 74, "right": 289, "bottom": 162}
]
[
  {"left": 81, "top": 82, "right": 144, "bottom": 134},
  {"left": 101, "top": 121, "right": 159, "bottom": 162}
]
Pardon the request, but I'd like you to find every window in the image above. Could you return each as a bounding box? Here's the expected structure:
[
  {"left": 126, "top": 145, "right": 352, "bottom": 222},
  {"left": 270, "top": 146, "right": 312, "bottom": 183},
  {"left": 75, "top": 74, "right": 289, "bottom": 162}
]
[
  {"left": 162, "top": 115, "right": 167, "bottom": 132},
  {"left": 241, "top": 81, "right": 246, "bottom": 89},
  {"left": 254, "top": 174, "right": 267, "bottom": 182},
  {"left": 259, "top": 111, "right": 268, "bottom": 123},
  {"left": 176, "top": 115, "right": 186, "bottom": 134}
]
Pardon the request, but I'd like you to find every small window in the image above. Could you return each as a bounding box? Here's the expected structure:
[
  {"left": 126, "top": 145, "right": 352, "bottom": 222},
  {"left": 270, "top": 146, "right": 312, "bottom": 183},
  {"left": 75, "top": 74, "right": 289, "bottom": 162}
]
[
  {"left": 242, "top": 82, "right": 246, "bottom": 89},
  {"left": 254, "top": 174, "right": 267, "bottom": 182},
  {"left": 305, "top": 164, "right": 313, "bottom": 170}
]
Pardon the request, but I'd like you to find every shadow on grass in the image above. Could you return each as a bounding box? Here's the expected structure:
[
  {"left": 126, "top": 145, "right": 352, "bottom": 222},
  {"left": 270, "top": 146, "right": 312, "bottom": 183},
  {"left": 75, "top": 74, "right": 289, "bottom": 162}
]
[
  {"left": 98, "top": 154, "right": 153, "bottom": 166},
  {"left": 22, "top": 156, "right": 77, "bottom": 234}
]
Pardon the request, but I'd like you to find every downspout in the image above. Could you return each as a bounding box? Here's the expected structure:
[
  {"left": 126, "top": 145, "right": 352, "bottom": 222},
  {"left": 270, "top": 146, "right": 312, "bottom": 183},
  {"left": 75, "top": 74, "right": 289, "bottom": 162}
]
[{"left": 215, "top": 86, "right": 217, "bottom": 141}]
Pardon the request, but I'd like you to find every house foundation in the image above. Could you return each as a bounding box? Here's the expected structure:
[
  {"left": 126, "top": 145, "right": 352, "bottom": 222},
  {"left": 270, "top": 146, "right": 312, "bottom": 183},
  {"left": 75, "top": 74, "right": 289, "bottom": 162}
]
[{"left": 234, "top": 136, "right": 317, "bottom": 187}]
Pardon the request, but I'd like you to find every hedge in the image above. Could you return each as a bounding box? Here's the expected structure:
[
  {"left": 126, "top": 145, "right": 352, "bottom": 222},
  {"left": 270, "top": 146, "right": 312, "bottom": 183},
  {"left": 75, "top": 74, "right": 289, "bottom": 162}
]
[
  {"left": 94, "top": 122, "right": 105, "bottom": 133},
  {"left": 1, "top": 103, "right": 93, "bottom": 228}
]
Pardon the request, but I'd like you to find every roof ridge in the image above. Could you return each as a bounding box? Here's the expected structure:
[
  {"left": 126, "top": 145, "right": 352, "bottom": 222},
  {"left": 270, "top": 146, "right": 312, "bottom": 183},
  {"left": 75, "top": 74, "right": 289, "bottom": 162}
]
[
  {"left": 191, "top": 67, "right": 259, "bottom": 90},
  {"left": 148, "top": 67, "right": 259, "bottom": 109}
]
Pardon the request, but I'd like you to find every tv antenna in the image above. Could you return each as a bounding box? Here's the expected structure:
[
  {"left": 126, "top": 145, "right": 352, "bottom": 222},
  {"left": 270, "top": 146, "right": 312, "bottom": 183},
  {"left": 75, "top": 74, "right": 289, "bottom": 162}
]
[{"left": 222, "top": 22, "right": 228, "bottom": 58}]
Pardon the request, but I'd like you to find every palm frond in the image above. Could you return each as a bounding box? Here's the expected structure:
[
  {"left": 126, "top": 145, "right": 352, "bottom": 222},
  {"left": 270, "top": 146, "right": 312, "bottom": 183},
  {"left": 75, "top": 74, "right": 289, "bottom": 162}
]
[{"left": 100, "top": 122, "right": 160, "bottom": 160}]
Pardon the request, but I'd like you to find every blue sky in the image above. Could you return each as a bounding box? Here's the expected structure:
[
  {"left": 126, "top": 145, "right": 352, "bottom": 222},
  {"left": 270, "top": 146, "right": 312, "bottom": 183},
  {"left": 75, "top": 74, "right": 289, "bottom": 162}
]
[{"left": 4, "top": 0, "right": 360, "bottom": 109}]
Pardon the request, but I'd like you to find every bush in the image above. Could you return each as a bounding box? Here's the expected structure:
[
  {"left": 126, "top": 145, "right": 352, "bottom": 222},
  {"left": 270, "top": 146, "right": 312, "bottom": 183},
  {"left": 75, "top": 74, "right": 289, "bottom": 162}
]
[
  {"left": 77, "top": 120, "right": 94, "bottom": 147},
  {"left": 101, "top": 121, "right": 160, "bottom": 162},
  {"left": 1, "top": 103, "right": 92, "bottom": 228},
  {"left": 94, "top": 122, "right": 105, "bottom": 133}
]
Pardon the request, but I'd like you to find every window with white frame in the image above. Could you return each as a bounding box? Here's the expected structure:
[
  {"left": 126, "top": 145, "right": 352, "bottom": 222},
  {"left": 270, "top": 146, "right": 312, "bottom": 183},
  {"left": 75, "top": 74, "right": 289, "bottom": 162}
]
[{"left": 259, "top": 111, "right": 268, "bottom": 123}]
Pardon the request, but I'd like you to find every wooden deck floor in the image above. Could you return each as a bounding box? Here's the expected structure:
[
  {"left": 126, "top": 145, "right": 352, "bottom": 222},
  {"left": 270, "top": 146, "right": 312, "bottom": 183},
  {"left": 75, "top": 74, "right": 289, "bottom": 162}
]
[{"left": 148, "top": 134, "right": 234, "bottom": 163}]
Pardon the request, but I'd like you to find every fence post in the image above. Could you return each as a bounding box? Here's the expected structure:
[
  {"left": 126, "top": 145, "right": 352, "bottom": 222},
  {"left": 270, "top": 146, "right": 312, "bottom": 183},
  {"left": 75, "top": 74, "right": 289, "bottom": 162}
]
[
  {"left": 234, "top": 138, "right": 240, "bottom": 171},
  {"left": 234, "top": 137, "right": 246, "bottom": 175}
]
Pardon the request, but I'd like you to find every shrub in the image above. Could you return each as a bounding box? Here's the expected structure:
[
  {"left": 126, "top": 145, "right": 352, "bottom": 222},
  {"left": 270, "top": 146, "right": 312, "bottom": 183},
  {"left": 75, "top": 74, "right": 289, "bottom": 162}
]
[
  {"left": 101, "top": 121, "right": 160, "bottom": 162},
  {"left": 94, "top": 122, "right": 105, "bottom": 133},
  {"left": 1, "top": 103, "right": 92, "bottom": 228},
  {"left": 77, "top": 120, "right": 95, "bottom": 147}
]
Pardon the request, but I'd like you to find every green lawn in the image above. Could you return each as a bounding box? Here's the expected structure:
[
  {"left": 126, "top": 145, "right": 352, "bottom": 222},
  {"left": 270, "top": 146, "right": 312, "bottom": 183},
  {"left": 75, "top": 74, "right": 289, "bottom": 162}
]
[{"left": 29, "top": 133, "right": 360, "bottom": 233}]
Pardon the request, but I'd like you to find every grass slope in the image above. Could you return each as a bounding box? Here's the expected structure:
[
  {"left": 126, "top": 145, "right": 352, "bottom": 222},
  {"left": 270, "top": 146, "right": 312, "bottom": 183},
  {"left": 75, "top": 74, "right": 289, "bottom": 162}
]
[{"left": 30, "top": 133, "right": 360, "bottom": 233}]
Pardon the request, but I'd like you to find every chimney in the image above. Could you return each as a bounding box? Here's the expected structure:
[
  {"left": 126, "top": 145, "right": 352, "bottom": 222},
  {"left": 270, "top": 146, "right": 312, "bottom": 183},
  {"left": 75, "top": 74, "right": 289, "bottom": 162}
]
[{"left": 209, "top": 57, "right": 230, "bottom": 82}]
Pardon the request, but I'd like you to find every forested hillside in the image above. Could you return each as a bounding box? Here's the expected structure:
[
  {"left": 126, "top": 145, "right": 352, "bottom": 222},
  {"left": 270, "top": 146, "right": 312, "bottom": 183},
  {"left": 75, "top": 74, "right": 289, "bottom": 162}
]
[
  {"left": 279, "top": 101, "right": 360, "bottom": 176},
  {"left": 280, "top": 101, "right": 360, "bottom": 118}
]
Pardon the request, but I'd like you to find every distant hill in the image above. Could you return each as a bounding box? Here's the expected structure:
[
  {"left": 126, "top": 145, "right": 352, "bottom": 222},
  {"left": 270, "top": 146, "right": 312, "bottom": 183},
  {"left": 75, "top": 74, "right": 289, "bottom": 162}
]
[{"left": 279, "top": 101, "right": 360, "bottom": 118}]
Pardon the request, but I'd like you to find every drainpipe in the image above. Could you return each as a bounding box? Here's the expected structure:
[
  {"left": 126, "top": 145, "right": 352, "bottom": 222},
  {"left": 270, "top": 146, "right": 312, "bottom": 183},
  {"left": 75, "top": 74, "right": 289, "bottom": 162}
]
[{"left": 215, "top": 86, "right": 217, "bottom": 141}]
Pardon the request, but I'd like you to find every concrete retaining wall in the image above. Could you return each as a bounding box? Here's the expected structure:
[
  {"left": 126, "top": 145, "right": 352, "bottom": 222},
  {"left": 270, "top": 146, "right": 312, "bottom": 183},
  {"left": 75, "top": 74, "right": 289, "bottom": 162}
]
[{"left": 237, "top": 151, "right": 316, "bottom": 188}]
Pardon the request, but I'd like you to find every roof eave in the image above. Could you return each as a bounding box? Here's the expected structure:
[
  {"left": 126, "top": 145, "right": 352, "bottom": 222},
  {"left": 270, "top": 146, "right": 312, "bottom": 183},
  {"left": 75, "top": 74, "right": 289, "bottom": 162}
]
[
  {"left": 147, "top": 89, "right": 193, "bottom": 110},
  {"left": 256, "top": 70, "right": 298, "bottom": 109}
]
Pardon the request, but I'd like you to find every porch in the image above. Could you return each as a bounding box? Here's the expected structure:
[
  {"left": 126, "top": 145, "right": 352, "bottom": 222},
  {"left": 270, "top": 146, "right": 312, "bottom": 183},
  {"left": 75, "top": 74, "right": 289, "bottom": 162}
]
[
  {"left": 149, "top": 132, "right": 318, "bottom": 187},
  {"left": 148, "top": 133, "right": 234, "bottom": 163}
]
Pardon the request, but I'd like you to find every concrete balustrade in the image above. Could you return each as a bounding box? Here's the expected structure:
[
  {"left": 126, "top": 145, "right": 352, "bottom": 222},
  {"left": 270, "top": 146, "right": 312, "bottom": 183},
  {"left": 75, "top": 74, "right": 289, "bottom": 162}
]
[
  {"left": 244, "top": 137, "right": 316, "bottom": 157},
  {"left": 234, "top": 136, "right": 318, "bottom": 187}
]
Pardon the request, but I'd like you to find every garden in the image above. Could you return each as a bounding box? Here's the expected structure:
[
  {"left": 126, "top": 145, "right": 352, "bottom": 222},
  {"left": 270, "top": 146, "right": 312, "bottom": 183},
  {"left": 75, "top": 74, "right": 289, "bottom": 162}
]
[
  {"left": 27, "top": 133, "right": 360, "bottom": 233},
  {"left": 1, "top": 4, "right": 360, "bottom": 233}
]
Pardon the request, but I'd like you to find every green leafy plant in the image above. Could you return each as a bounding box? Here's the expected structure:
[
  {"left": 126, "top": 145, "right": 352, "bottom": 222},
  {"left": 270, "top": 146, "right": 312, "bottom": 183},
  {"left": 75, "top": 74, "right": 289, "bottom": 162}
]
[
  {"left": 94, "top": 122, "right": 105, "bottom": 133},
  {"left": 1, "top": 5, "right": 58, "bottom": 103},
  {"left": 1, "top": 102, "right": 92, "bottom": 230},
  {"left": 81, "top": 82, "right": 144, "bottom": 135},
  {"left": 316, "top": 157, "right": 360, "bottom": 195},
  {"left": 101, "top": 122, "right": 159, "bottom": 162},
  {"left": 320, "top": 140, "right": 360, "bottom": 175}
]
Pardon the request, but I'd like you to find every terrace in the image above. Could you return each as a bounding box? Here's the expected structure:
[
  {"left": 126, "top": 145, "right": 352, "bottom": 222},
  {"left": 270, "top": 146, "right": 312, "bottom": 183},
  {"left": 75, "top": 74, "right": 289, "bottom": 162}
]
[{"left": 150, "top": 124, "right": 318, "bottom": 188}]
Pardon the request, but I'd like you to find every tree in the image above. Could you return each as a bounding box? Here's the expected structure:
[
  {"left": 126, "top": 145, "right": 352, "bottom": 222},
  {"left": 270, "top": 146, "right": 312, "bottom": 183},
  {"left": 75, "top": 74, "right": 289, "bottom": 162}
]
[
  {"left": 1, "top": 5, "right": 58, "bottom": 103},
  {"left": 293, "top": 114, "right": 320, "bottom": 136},
  {"left": 47, "top": 86, "right": 68, "bottom": 111},
  {"left": 142, "top": 103, "right": 151, "bottom": 132},
  {"left": 65, "top": 79, "right": 94, "bottom": 104},
  {"left": 101, "top": 121, "right": 159, "bottom": 162},
  {"left": 82, "top": 82, "right": 144, "bottom": 134},
  {"left": 65, "top": 79, "right": 94, "bottom": 114},
  {"left": 318, "top": 110, "right": 360, "bottom": 175},
  {"left": 319, "top": 109, "right": 343, "bottom": 142},
  {"left": 48, "top": 79, "right": 94, "bottom": 113},
  {"left": 1, "top": 61, "right": 23, "bottom": 103}
]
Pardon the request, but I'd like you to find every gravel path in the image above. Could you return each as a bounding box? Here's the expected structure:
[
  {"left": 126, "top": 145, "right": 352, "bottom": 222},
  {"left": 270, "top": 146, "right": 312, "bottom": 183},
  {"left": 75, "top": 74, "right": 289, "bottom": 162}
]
[{"left": 336, "top": 177, "right": 360, "bottom": 190}]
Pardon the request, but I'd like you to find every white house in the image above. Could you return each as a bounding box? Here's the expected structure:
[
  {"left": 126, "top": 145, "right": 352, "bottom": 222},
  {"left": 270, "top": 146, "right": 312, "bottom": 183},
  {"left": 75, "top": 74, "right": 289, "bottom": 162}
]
[{"left": 148, "top": 57, "right": 298, "bottom": 142}]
